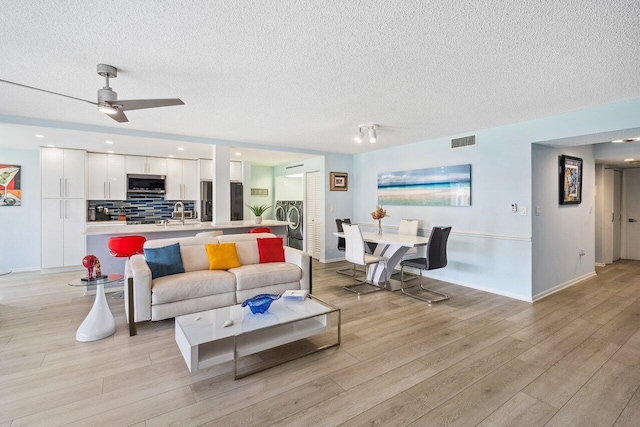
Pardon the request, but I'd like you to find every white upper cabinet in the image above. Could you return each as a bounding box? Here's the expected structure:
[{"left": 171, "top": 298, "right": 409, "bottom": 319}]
[
  {"left": 199, "top": 159, "right": 213, "bottom": 181},
  {"left": 87, "top": 153, "right": 126, "bottom": 200},
  {"left": 166, "top": 159, "right": 198, "bottom": 200},
  {"left": 41, "top": 148, "right": 85, "bottom": 199},
  {"left": 125, "top": 156, "right": 167, "bottom": 175},
  {"left": 230, "top": 161, "right": 242, "bottom": 182}
]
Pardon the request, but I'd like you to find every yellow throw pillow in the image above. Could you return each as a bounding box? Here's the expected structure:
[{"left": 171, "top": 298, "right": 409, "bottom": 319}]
[{"left": 205, "top": 243, "right": 241, "bottom": 270}]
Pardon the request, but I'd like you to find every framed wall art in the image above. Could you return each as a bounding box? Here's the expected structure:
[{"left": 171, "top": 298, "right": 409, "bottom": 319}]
[
  {"left": 0, "top": 164, "right": 21, "bottom": 206},
  {"left": 330, "top": 172, "right": 348, "bottom": 191},
  {"left": 559, "top": 155, "right": 582, "bottom": 205},
  {"left": 377, "top": 164, "right": 471, "bottom": 206}
]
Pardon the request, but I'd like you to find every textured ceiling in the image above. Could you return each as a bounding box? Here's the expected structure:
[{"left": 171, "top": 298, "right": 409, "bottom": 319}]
[{"left": 1, "top": 0, "right": 639, "bottom": 155}]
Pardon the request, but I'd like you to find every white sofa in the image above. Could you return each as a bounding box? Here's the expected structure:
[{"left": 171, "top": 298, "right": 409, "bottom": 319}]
[{"left": 124, "top": 233, "right": 310, "bottom": 323}]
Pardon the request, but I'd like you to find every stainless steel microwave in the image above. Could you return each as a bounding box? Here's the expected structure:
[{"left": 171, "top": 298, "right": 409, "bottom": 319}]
[{"left": 127, "top": 174, "right": 166, "bottom": 194}]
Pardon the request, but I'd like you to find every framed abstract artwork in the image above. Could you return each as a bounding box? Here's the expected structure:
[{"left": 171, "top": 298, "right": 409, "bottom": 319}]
[
  {"left": 0, "top": 164, "right": 21, "bottom": 206},
  {"left": 559, "top": 155, "right": 582, "bottom": 205}
]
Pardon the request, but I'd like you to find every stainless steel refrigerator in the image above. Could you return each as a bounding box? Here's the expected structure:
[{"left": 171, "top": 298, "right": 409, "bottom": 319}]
[
  {"left": 200, "top": 181, "right": 213, "bottom": 222},
  {"left": 230, "top": 182, "right": 243, "bottom": 220}
]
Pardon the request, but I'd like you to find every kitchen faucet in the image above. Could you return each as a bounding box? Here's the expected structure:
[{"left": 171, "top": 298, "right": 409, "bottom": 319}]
[{"left": 174, "top": 201, "right": 185, "bottom": 226}]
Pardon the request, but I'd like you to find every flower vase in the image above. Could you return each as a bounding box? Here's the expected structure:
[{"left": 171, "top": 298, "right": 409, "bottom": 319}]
[{"left": 377, "top": 219, "right": 383, "bottom": 235}]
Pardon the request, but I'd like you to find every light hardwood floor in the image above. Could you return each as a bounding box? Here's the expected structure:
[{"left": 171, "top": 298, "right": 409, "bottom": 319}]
[{"left": 1, "top": 260, "right": 640, "bottom": 426}]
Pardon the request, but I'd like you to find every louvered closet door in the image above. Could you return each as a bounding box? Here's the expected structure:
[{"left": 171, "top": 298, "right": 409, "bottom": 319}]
[{"left": 306, "top": 171, "right": 321, "bottom": 259}]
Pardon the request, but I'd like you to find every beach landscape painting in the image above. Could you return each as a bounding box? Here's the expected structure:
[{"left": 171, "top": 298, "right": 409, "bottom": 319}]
[{"left": 378, "top": 164, "right": 471, "bottom": 206}]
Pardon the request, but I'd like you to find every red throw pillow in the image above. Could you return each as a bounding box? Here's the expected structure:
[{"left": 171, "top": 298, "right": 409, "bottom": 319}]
[{"left": 257, "top": 237, "right": 285, "bottom": 263}]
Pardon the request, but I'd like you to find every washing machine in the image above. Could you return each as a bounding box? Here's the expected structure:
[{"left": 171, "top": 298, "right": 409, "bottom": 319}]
[
  {"left": 287, "top": 201, "right": 303, "bottom": 250},
  {"left": 275, "top": 201, "right": 289, "bottom": 222}
]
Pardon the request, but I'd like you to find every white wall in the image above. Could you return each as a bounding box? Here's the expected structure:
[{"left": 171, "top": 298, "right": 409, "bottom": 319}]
[
  {"left": 0, "top": 148, "right": 41, "bottom": 271},
  {"left": 532, "top": 144, "right": 596, "bottom": 299},
  {"left": 275, "top": 176, "right": 303, "bottom": 201},
  {"left": 350, "top": 98, "right": 640, "bottom": 301},
  {"left": 249, "top": 165, "right": 275, "bottom": 219}
]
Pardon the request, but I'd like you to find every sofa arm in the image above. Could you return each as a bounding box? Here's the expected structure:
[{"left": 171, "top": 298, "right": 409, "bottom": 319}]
[
  {"left": 284, "top": 247, "right": 311, "bottom": 292},
  {"left": 125, "top": 254, "right": 152, "bottom": 322}
]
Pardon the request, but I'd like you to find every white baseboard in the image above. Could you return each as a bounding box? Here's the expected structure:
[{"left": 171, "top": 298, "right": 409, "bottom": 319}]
[
  {"left": 595, "top": 263, "right": 606, "bottom": 268},
  {"left": 322, "top": 257, "right": 346, "bottom": 264},
  {"left": 5, "top": 266, "right": 40, "bottom": 273},
  {"left": 532, "top": 271, "right": 597, "bottom": 302},
  {"left": 40, "top": 266, "right": 84, "bottom": 275}
]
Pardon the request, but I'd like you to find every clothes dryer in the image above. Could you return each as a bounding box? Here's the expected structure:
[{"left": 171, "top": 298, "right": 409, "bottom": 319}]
[{"left": 287, "top": 201, "right": 303, "bottom": 250}]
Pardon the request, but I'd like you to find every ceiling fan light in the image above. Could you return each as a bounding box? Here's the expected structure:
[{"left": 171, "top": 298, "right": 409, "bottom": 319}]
[{"left": 98, "top": 103, "right": 118, "bottom": 115}]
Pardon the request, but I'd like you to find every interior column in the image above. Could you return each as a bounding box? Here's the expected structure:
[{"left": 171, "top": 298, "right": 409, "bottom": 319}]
[{"left": 212, "top": 145, "right": 230, "bottom": 223}]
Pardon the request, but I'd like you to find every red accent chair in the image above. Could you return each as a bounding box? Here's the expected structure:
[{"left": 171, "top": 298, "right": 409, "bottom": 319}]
[
  {"left": 249, "top": 227, "right": 272, "bottom": 234},
  {"left": 108, "top": 235, "right": 147, "bottom": 258}
]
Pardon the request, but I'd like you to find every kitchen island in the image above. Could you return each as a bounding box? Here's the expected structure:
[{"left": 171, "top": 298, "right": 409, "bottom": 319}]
[{"left": 86, "top": 220, "right": 291, "bottom": 273}]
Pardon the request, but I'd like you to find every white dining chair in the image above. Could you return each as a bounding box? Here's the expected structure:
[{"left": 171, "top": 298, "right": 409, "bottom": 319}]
[
  {"left": 343, "top": 224, "right": 388, "bottom": 295},
  {"left": 399, "top": 219, "right": 420, "bottom": 259}
]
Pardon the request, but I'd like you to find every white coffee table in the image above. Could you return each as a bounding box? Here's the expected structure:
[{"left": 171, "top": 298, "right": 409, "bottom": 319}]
[{"left": 175, "top": 295, "right": 341, "bottom": 378}]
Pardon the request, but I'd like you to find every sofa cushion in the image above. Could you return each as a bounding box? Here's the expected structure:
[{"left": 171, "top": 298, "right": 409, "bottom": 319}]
[
  {"left": 205, "top": 243, "right": 241, "bottom": 270},
  {"left": 257, "top": 237, "right": 285, "bottom": 263},
  {"left": 144, "top": 243, "right": 185, "bottom": 279},
  {"left": 151, "top": 270, "right": 236, "bottom": 305},
  {"left": 229, "top": 262, "right": 302, "bottom": 291},
  {"left": 180, "top": 245, "right": 210, "bottom": 272}
]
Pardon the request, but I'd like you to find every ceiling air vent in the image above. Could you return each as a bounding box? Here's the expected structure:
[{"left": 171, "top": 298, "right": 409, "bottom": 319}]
[{"left": 451, "top": 135, "right": 477, "bottom": 149}]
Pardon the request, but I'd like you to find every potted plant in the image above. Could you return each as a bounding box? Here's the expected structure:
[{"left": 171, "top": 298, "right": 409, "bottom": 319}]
[{"left": 247, "top": 204, "right": 271, "bottom": 224}]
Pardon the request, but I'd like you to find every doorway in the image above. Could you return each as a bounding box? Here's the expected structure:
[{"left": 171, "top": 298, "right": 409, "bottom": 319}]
[{"left": 623, "top": 168, "right": 640, "bottom": 260}]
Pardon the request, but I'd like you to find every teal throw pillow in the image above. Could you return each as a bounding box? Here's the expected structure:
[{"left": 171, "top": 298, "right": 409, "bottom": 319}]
[{"left": 144, "top": 243, "right": 185, "bottom": 279}]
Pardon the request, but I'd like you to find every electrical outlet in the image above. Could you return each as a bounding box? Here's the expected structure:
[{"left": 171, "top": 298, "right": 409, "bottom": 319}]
[
  {"left": 511, "top": 203, "right": 517, "bottom": 212},
  {"left": 521, "top": 207, "right": 527, "bottom": 216},
  {"left": 535, "top": 206, "right": 541, "bottom": 216}
]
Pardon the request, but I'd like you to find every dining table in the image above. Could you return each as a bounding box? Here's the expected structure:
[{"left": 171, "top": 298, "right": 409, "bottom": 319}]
[{"left": 333, "top": 231, "right": 430, "bottom": 291}]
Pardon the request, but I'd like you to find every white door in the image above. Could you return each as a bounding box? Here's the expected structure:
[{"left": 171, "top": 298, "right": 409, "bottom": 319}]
[
  {"left": 41, "top": 198, "right": 64, "bottom": 268},
  {"left": 624, "top": 168, "right": 640, "bottom": 260},
  {"left": 87, "top": 153, "right": 108, "bottom": 200},
  {"left": 107, "top": 154, "right": 126, "bottom": 200},
  {"left": 305, "top": 171, "right": 321, "bottom": 259},
  {"left": 63, "top": 149, "right": 86, "bottom": 199},
  {"left": 613, "top": 170, "right": 622, "bottom": 261},
  {"left": 602, "top": 169, "right": 614, "bottom": 264}
]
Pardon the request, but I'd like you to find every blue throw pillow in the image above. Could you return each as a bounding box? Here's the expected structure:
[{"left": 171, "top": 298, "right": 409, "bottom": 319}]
[{"left": 144, "top": 243, "right": 185, "bottom": 279}]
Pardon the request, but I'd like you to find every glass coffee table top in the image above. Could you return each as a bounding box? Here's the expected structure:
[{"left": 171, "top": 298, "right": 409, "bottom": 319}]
[{"left": 68, "top": 274, "right": 124, "bottom": 287}]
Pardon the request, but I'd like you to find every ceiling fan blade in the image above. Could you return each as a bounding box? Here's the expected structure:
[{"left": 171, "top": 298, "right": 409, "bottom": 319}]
[
  {"left": 0, "top": 79, "right": 97, "bottom": 105},
  {"left": 106, "top": 109, "right": 129, "bottom": 123},
  {"left": 113, "top": 98, "right": 184, "bottom": 111}
]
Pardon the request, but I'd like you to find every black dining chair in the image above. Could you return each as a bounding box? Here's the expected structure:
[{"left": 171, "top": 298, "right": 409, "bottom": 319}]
[{"left": 399, "top": 226, "right": 452, "bottom": 303}]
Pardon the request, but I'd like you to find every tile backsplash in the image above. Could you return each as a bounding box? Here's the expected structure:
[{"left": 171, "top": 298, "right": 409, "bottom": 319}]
[{"left": 88, "top": 194, "right": 196, "bottom": 222}]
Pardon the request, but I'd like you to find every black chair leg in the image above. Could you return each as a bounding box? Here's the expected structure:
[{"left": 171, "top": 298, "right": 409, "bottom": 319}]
[{"left": 400, "top": 266, "right": 450, "bottom": 303}]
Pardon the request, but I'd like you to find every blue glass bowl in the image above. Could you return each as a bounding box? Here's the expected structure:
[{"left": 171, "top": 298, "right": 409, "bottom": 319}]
[{"left": 241, "top": 293, "right": 281, "bottom": 314}]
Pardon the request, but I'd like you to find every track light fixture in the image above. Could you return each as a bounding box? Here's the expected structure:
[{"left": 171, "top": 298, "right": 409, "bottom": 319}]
[{"left": 354, "top": 124, "right": 380, "bottom": 144}]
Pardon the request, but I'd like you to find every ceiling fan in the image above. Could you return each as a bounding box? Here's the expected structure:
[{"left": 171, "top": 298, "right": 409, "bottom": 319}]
[{"left": 0, "top": 64, "right": 184, "bottom": 123}]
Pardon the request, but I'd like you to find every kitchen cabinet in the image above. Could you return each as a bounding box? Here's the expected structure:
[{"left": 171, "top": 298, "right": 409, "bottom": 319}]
[
  {"left": 199, "top": 159, "right": 213, "bottom": 181},
  {"left": 166, "top": 159, "right": 198, "bottom": 200},
  {"left": 41, "top": 198, "right": 86, "bottom": 268},
  {"left": 87, "top": 153, "right": 126, "bottom": 200},
  {"left": 125, "top": 156, "right": 167, "bottom": 175},
  {"left": 230, "top": 161, "right": 242, "bottom": 182},
  {"left": 41, "top": 148, "right": 86, "bottom": 199}
]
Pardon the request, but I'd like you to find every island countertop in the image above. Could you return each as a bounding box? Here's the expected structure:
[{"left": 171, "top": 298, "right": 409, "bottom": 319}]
[{"left": 85, "top": 220, "right": 291, "bottom": 236}]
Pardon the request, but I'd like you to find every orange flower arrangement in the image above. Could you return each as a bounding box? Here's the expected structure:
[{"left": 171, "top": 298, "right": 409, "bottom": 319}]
[{"left": 371, "top": 205, "right": 389, "bottom": 220}]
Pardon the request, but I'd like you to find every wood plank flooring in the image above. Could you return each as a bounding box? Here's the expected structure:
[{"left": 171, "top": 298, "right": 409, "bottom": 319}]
[{"left": 1, "top": 260, "right": 640, "bottom": 426}]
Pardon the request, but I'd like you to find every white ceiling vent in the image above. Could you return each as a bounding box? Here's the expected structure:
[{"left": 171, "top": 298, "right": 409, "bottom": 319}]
[{"left": 451, "top": 134, "right": 477, "bottom": 149}]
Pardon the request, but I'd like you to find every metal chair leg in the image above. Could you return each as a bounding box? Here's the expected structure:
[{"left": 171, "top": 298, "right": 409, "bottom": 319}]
[
  {"left": 343, "top": 261, "right": 386, "bottom": 295},
  {"left": 336, "top": 263, "right": 365, "bottom": 276},
  {"left": 400, "top": 266, "right": 450, "bottom": 303}
]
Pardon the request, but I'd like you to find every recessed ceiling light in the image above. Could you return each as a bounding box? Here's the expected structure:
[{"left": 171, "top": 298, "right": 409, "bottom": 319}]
[
  {"left": 35, "top": 134, "right": 45, "bottom": 138},
  {"left": 612, "top": 138, "right": 640, "bottom": 143},
  {"left": 624, "top": 158, "right": 635, "bottom": 162},
  {"left": 169, "top": 155, "right": 175, "bottom": 158},
  {"left": 235, "top": 152, "right": 241, "bottom": 156},
  {"left": 107, "top": 150, "right": 114, "bottom": 154},
  {"left": 105, "top": 140, "right": 113, "bottom": 144},
  {"left": 46, "top": 144, "right": 55, "bottom": 147},
  {"left": 177, "top": 147, "right": 185, "bottom": 151}
]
